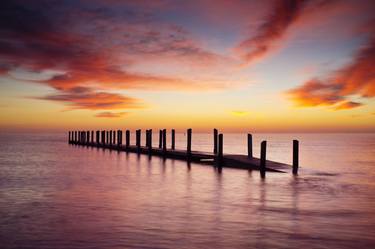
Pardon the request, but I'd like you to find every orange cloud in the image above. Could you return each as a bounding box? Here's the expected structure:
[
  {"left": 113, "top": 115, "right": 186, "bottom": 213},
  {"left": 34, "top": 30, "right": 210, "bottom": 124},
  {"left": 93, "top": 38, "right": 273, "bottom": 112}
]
[
  {"left": 94, "top": 111, "right": 128, "bottom": 118},
  {"left": 0, "top": 0, "right": 232, "bottom": 112},
  {"left": 334, "top": 101, "right": 363, "bottom": 110},
  {"left": 35, "top": 87, "right": 142, "bottom": 110},
  {"left": 235, "top": 0, "right": 311, "bottom": 64},
  {"left": 287, "top": 33, "right": 374, "bottom": 110},
  {"left": 234, "top": 0, "right": 341, "bottom": 65}
]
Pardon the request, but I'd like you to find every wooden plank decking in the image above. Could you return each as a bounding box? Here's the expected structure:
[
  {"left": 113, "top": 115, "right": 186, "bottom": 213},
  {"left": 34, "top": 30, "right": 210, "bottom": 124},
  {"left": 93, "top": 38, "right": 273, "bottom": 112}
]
[{"left": 70, "top": 141, "right": 293, "bottom": 173}]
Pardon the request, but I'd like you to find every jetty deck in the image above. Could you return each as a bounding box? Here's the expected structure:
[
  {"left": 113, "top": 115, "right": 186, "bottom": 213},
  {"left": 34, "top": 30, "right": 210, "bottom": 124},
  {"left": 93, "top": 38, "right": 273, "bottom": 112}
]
[{"left": 68, "top": 129, "right": 299, "bottom": 176}]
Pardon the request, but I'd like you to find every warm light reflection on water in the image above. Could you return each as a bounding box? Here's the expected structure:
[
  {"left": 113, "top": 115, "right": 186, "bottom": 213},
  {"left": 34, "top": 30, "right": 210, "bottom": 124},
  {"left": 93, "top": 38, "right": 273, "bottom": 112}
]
[{"left": 0, "top": 133, "right": 374, "bottom": 248}]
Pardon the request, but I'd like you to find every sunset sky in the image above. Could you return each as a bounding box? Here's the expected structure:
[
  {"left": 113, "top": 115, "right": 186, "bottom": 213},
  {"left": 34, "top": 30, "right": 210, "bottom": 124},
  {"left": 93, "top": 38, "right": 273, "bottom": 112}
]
[{"left": 0, "top": 0, "right": 374, "bottom": 132}]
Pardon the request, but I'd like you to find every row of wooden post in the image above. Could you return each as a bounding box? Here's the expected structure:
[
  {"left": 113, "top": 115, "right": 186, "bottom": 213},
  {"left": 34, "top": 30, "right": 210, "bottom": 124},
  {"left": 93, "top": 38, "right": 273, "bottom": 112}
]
[{"left": 68, "top": 129, "right": 299, "bottom": 175}]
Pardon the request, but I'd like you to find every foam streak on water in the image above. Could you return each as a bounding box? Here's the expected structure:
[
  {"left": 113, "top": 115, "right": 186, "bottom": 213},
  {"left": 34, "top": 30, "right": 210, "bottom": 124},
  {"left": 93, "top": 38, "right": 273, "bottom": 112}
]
[{"left": 0, "top": 133, "right": 374, "bottom": 249}]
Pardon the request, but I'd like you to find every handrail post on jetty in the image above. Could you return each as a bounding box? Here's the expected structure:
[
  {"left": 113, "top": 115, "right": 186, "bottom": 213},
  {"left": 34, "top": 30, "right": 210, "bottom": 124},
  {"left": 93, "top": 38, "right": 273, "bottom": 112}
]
[
  {"left": 117, "top": 130, "right": 121, "bottom": 147},
  {"left": 136, "top": 129, "right": 141, "bottom": 152},
  {"left": 217, "top": 133, "right": 223, "bottom": 168},
  {"left": 260, "top": 141, "right": 267, "bottom": 178},
  {"left": 247, "top": 134, "right": 253, "bottom": 158},
  {"left": 148, "top": 129, "right": 153, "bottom": 153},
  {"left": 171, "top": 129, "right": 175, "bottom": 150},
  {"left": 187, "top": 128, "right": 192, "bottom": 160},
  {"left": 293, "top": 140, "right": 299, "bottom": 175},
  {"left": 110, "top": 131, "right": 113, "bottom": 145},
  {"left": 145, "top": 129, "right": 149, "bottom": 147},
  {"left": 126, "top": 130, "right": 130, "bottom": 149},
  {"left": 159, "top": 130, "right": 162, "bottom": 149},
  {"left": 213, "top": 129, "right": 218, "bottom": 154},
  {"left": 162, "top": 129, "right": 167, "bottom": 154},
  {"left": 113, "top": 130, "right": 116, "bottom": 145}
]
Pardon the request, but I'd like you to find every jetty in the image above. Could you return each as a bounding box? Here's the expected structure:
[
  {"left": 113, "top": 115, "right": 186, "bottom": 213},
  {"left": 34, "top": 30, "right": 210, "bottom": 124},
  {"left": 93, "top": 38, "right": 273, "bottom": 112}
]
[{"left": 68, "top": 129, "right": 299, "bottom": 177}]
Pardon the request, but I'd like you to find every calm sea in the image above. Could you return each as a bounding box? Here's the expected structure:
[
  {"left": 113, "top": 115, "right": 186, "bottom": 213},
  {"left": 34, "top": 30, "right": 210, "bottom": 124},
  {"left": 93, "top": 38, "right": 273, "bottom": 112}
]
[{"left": 0, "top": 132, "right": 374, "bottom": 249}]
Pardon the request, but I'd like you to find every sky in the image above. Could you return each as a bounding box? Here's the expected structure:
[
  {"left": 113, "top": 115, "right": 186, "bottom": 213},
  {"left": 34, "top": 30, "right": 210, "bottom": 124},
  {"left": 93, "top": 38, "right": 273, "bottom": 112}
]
[{"left": 0, "top": 0, "right": 374, "bottom": 132}]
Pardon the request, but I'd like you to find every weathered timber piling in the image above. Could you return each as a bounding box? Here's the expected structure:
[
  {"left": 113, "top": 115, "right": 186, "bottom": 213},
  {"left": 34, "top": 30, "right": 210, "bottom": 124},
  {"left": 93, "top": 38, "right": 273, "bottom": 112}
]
[
  {"left": 106, "top": 131, "right": 109, "bottom": 144},
  {"left": 101, "top": 131, "right": 105, "bottom": 145},
  {"left": 159, "top": 130, "right": 162, "bottom": 149},
  {"left": 136, "top": 129, "right": 141, "bottom": 151},
  {"left": 217, "top": 133, "right": 223, "bottom": 167},
  {"left": 91, "top": 131, "right": 94, "bottom": 143},
  {"left": 117, "top": 130, "right": 122, "bottom": 146},
  {"left": 247, "top": 134, "right": 253, "bottom": 158},
  {"left": 213, "top": 129, "right": 218, "bottom": 154},
  {"left": 171, "top": 129, "right": 175, "bottom": 150},
  {"left": 187, "top": 128, "right": 192, "bottom": 159},
  {"left": 148, "top": 129, "right": 153, "bottom": 153},
  {"left": 86, "top": 131, "right": 90, "bottom": 144},
  {"left": 162, "top": 129, "right": 167, "bottom": 154},
  {"left": 260, "top": 141, "right": 267, "bottom": 178},
  {"left": 126, "top": 130, "right": 130, "bottom": 148},
  {"left": 293, "top": 140, "right": 299, "bottom": 175}
]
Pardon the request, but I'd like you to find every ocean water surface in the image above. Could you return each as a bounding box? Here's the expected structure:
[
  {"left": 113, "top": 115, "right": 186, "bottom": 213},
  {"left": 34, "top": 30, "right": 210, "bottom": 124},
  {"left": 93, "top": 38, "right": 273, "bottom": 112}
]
[{"left": 0, "top": 132, "right": 374, "bottom": 249}]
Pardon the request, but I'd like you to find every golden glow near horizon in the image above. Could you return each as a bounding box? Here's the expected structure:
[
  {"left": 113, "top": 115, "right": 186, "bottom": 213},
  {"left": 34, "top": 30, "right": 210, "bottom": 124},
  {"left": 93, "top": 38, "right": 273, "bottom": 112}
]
[{"left": 0, "top": 1, "right": 374, "bottom": 132}]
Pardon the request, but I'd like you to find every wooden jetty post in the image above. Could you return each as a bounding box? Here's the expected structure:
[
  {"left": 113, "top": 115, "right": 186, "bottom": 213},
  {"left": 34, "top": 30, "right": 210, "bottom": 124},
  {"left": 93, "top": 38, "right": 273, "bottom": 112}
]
[
  {"left": 68, "top": 131, "right": 71, "bottom": 143},
  {"left": 75, "top": 131, "right": 77, "bottom": 143},
  {"left": 136, "top": 129, "right": 141, "bottom": 151},
  {"left": 113, "top": 130, "right": 116, "bottom": 145},
  {"left": 217, "top": 133, "right": 223, "bottom": 167},
  {"left": 101, "top": 131, "right": 105, "bottom": 145},
  {"left": 171, "top": 129, "right": 175, "bottom": 150},
  {"left": 247, "top": 134, "right": 253, "bottom": 158},
  {"left": 110, "top": 130, "right": 113, "bottom": 145},
  {"left": 86, "top": 131, "right": 90, "bottom": 144},
  {"left": 293, "top": 140, "right": 299, "bottom": 175},
  {"left": 159, "top": 130, "right": 162, "bottom": 149},
  {"left": 117, "top": 130, "right": 122, "bottom": 146},
  {"left": 148, "top": 129, "right": 153, "bottom": 153},
  {"left": 106, "top": 131, "right": 109, "bottom": 144},
  {"left": 187, "top": 128, "right": 192, "bottom": 159},
  {"left": 91, "top": 131, "right": 94, "bottom": 143},
  {"left": 162, "top": 129, "right": 167, "bottom": 154},
  {"left": 126, "top": 130, "right": 130, "bottom": 148},
  {"left": 260, "top": 141, "right": 267, "bottom": 178},
  {"left": 146, "top": 129, "right": 150, "bottom": 147},
  {"left": 213, "top": 129, "right": 218, "bottom": 154}
]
